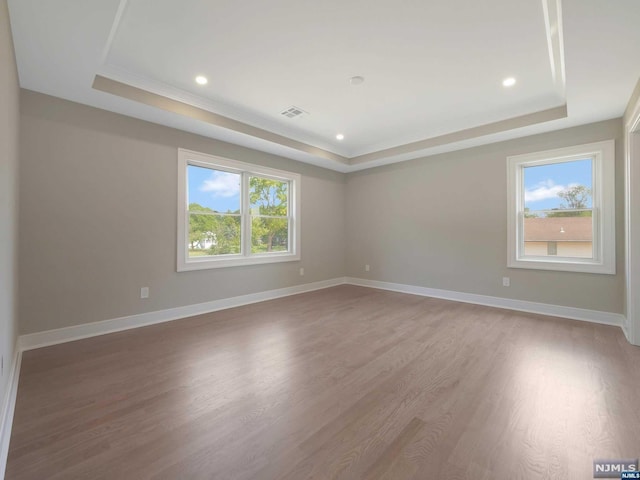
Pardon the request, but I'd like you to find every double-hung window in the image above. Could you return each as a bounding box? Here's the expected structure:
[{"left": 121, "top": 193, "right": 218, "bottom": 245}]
[
  {"left": 177, "top": 149, "right": 300, "bottom": 271},
  {"left": 507, "top": 140, "right": 615, "bottom": 274}
]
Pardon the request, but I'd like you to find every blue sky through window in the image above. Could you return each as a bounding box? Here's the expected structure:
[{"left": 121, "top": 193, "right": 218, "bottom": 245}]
[
  {"left": 187, "top": 165, "right": 241, "bottom": 213},
  {"left": 523, "top": 158, "right": 592, "bottom": 210}
]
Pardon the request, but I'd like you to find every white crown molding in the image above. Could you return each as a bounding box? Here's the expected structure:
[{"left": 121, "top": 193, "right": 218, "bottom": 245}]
[
  {"left": 345, "top": 277, "right": 625, "bottom": 327},
  {"left": 18, "top": 278, "right": 347, "bottom": 351},
  {"left": 0, "top": 348, "right": 22, "bottom": 480}
]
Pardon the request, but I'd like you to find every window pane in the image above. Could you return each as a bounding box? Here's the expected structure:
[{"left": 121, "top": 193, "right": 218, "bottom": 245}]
[
  {"left": 249, "top": 176, "right": 288, "bottom": 216},
  {"left": 188, "top": 214, "right": 241, "bottom": 257},
  {"left": 251, "top": 217, "right": 289, "bottom": 253},
  {"left": 188, "top": 165, "right": 240, "bottom": 213},
  {"left": 523, "top": 210, "right": 593, "bottom": 258},
  {"left": 523, "top": 158, "right": 592, "bottom": 212}
]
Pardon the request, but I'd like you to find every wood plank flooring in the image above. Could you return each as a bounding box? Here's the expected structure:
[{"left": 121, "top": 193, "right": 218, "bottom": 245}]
[{"left": 6, "top": 285, "right": 640, "bottom": 479}]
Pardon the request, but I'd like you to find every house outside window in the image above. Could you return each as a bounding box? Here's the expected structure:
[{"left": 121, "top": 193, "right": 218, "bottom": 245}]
[{"left": 507, "top": 140, "right": 615, "bottom": 274}]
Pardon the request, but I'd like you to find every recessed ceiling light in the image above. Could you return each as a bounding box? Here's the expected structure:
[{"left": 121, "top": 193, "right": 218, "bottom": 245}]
[
  {"left": 336, "top": 133, "right": 345, "bottom": 140},
  {"left": 502, "top": 77, "right": 516, "bottom": 87},
  {"left": 350, "top": 76, "right": 365, "bottom": 85},
  {"left": 195, "top": 75, "right": 208, "bottom": 85}
]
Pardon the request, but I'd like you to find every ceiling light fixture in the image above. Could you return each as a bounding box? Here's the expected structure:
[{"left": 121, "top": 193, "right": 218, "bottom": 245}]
[
  {"left": 336, "top": 133, "right": 345, "bottom": 140},
  {"left": 502, "top": 77, "right": 516, "bottom": 87},
  {"left": 195, "top": 75, "right": 208, "bottom": 85},
  {"left": 350, "top": 76, "right": 365, "bottom": 85}
]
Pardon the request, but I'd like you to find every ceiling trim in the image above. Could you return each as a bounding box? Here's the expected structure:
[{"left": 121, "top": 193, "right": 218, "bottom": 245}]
[
  {"left": 99, "top": 0, "right": 129, "bottom": 65},
  {"left": 94, "top": 73, "right": 568, "bottom": 169},
  {"left": 95, "top": 63, "right": 345, "bottom": 156},
  {"left": 542, "top": 0, "right": 566, "bottom": 97},
  {"left": 349, "top": 105, "right": 568, "bottom": 165},
  {"left": 92, "top": 74, "right": 350, "bottom": 166},
  {"left": 92, "top": 0, "right": 570, "bottom": 171}
]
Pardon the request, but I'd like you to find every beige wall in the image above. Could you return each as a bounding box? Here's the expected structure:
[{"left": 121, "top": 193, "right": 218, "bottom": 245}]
[
  {"left": 18, "top": 91, "right": 347, "bottom": 334},
  {"left": 0, "top": 0, "right": 20, "bottom": 415},
  {"left": 346, "top": 119, "right": 625, "bottom": 313},
  {"left": 15, "top": 92, "right": 632, "bottom": 334}
]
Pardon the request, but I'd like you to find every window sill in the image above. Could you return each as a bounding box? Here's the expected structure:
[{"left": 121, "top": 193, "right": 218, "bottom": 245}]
[
  {"left": 178, "top": 252, "right": 300, "bottom": 271},
  {"left": 508, "top": 257, "right": 615, "bottom": 275}
]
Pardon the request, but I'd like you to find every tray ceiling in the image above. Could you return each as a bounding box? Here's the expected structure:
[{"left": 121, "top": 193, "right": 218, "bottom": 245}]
[{"left": 7, "top": 0, "right": 640, "bottom": 172}]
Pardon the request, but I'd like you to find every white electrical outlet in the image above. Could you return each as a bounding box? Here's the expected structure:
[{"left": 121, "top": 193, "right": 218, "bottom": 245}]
[
  {"left": 140, "top": 287, "right": 149, "bottom": 299},
  {"left": 365, "top": 264, "right": 370, "bottom": 272},
  {"left": 299, "top": 267, "right": 304, "bottom": 276},
  {"left": 502, "top": 277, "right": 510, "bottom": 287}
]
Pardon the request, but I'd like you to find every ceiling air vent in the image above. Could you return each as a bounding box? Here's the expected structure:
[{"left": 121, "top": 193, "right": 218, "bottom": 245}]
[{"left": 280, "top": 106, "right": 307, "bottom": 118}]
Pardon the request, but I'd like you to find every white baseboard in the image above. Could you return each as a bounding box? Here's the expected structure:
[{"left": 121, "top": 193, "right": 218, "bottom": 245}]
[
  {"left": 620, "top": 316, "right": 639, "bottom": 346},
  {"left": 18, "top": 275, "right": 626, "bottom": 352},
  {"left": 346, "top": 277, "right": 625, "bottom": 327},
  {"left": 18, "top": 277, "right": 347, "bottom": 351},
  {"left": 0, "top": 348, "right": 21, "bottom": 480},
  {"left": 622, "top": 322, "right": 634, "bottom": 344}
]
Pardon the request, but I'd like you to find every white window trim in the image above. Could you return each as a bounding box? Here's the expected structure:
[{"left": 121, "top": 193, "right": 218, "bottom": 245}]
[
  {"left": 177, "top": 148, "right": 301, "bottom": 271},
  {"left": 507, "top": 140, "right": 615, "bottom": 274}
]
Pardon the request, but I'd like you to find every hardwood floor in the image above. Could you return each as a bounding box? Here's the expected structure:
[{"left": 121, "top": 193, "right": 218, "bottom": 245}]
[{"left": 6, "top": 285, "right": 640, "bottom": 479}]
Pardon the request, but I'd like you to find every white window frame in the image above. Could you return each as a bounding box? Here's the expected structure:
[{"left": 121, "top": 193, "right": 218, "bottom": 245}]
[
  {"left": 177, "top": 148, "right": 301, "bottom": 271},
  {"left": 507, "top": 140, "right": 615, "bottom": 274}
]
